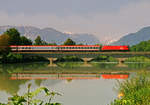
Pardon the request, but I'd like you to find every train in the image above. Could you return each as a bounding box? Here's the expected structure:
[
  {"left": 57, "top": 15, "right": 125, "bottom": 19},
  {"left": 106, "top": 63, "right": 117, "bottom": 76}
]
[
  {"left": 10, "top": 73, "right": 129, "bottom": 80},
  {"left": 10, "top": 45, "right": 129, "bottom": 52}
]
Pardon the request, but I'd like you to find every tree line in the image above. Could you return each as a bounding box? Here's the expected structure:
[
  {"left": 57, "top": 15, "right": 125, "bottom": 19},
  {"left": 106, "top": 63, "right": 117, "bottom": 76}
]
[
  {"left": 0, "top": 28, "right": 77, "bottom": 56},
  {"left": 130, "top": 40, "right": 150, "bottom": 51}
]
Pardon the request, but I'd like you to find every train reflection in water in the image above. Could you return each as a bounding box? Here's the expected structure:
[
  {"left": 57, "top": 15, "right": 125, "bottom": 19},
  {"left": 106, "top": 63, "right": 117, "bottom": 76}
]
[{"left": 10, "top": 73, "right": 129, "bottom": 80}]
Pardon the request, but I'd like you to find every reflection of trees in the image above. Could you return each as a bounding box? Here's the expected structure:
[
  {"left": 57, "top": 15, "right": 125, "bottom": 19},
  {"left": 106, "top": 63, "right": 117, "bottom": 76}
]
[
  {"left": 34, "top": 80, "right": 43, "bottom": 86},
  {"left": 57, "top": 62, "right": 81, "bottom": 68},
  {"left": 0, "top": 63, "right": 49, "bottom": 73},
  {"left": 127, "top": 63, "right": 150, "bottom": 70},
  {"left": 0, "top": 73, "right": 27, "bottom": 95},
  {"left": 92, "top": 63, "right": 116, "bottom": 69}
]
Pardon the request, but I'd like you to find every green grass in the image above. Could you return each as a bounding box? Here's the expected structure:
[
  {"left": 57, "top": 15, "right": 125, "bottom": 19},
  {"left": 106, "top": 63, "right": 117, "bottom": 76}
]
[{"left": 110, "top": 71, "right": 150, "bottom": 105}]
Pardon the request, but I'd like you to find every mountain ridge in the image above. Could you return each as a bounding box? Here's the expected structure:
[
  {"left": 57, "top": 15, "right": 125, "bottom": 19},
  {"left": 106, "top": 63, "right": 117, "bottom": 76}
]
[
  {"left": 0, "top": 25, "right": 100, "bottom": 45},
  {"left": 111, "top": 26, "right": 150, "bottom": 46}
]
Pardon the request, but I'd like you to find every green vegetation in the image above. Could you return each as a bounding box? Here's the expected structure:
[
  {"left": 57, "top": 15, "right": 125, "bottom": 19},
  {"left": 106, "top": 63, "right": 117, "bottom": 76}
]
[
  {"left": 110, "top": 72, "right": 150, "bottom": 105},
  {"left": 0, "top": 34, "right": 10, "bottom": 56},
  {"left": 93, "top": 56, "right": 117, "bottom": 62},
  {"left": 57, "top": 56, "right": 82, "bottom": 62},
  {"left": 20, "top": 36, "right": 32, "bottom": 45},
  {"left": 63, "top": 38, "right": 76, "bottom": 45},
  {"left": 0, "top": 28, "right": 33, "bottom": 63},
  {"left": 0, "top": 28, "right": 50, "bottom": 63},
  {"left": 34, "top": 36, "right": 57, "bottom": 45},
  {"left": 0, "top": 84, "right": 62, "bottom": 105},
  {"left": 34, "top": 35, "right": 48, "bottom": 45},
  {"left": 130, "top": 40, "right": 150, "bottom": 52},
  {"left": 126, "top": 56, "right": 150, "bottom": 62},
  {"left": 1, "top": 53, "right": 48, "bottom": 63},
  {"left": 4, "top": 28, "right": 21, "bottom": 45}
]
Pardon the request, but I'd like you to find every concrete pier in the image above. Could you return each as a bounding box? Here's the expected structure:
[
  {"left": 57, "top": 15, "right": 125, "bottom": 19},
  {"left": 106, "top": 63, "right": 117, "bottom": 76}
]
[
  {"left": 81, "top": 58, "right": 93, "bottom": 67},
  {"left": 48, "top": 58, "right": 58, "bottom": 67},
  {"left": 116, "top": 58, "right": 128, "bottom": 67}
]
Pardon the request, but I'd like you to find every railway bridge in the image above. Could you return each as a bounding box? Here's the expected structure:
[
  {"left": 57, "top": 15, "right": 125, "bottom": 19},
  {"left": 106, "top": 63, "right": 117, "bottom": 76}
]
[{"left": 13, "top": 51, "right": 150, "bottom": 66}]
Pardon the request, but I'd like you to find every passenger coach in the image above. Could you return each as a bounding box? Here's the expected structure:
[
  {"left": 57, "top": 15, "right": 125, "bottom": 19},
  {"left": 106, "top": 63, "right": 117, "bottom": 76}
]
[{"left": 10, "top": 45, "right": 100, "bottom": 52}]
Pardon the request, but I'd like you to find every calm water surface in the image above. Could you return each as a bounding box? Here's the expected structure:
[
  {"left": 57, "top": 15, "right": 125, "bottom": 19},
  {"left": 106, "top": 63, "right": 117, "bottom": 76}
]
[{"left": 0, "top": 62, "right": 150, "bottom": 105}]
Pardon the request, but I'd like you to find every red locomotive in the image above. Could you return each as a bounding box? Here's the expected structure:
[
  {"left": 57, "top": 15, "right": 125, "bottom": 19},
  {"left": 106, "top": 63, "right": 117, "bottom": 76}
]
[
  {"left": 101, "top": 74, "right": 129, "bottom": 79},
  {"left": 101, "top": 45, "right": 129, "bottom": 51},
  {"left": 10, "top": 45, "right": 129, "bottom": 52}
]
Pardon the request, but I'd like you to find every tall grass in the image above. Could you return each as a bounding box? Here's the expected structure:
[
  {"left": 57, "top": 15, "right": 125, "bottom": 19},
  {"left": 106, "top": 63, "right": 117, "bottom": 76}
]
[{"left": 111, "top": 72, "right": 150, "bottom": 105}]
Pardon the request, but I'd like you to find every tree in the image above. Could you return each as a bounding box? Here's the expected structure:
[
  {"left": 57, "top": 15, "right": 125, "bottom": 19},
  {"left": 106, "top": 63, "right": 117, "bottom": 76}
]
[
  {"left": 20, "top": 36, "right": 32, "bottom": 45},
  {"left": 34, "top": 36, "right": 43, "bottom": 45},
  {"left": 0, "top": 34, "right": 10, "bottom": 55},
  {"left": 4, "top": 28, "right": 21, "bottom": 45},
  {"left": 63, "top": 38, "right": 76, "bottom": 45}
]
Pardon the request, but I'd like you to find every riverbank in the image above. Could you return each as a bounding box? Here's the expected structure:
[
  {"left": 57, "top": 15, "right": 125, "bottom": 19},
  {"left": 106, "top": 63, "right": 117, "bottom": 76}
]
[{"left": 110, "top": 71, "right": 150, "bottom": 105}]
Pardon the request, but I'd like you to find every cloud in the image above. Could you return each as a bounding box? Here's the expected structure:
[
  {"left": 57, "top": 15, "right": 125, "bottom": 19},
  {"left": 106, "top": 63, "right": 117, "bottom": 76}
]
[{"left": 0, "top": 0, "right": 150, "bottom": 42}]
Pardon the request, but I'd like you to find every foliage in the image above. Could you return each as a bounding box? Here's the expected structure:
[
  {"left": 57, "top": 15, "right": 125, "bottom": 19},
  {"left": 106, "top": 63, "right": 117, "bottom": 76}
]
[
  {"left": 20, "top": 36, "right": 32, "bottom": 45},
  {"left": 1, "top": 53, "right": 48, "bottom": 63},
  {"left": 0, "top": 84, "right": 62, "bottom": 105},
  {"left": 126, "top": 56, "right": 150, "bottom": 62},
  {"left": 0, "top": 34, "right": 10, "bottom": 55},
  {"left": 4, "top": 28, "right": 21, "bottom": 45},
  {"left": 57, "top": 56, "right": 82, "bottom": 62},
  {"left": 130, "top": 40, "right": 150, "bottom": 52},
  {"left": 2, "top": 28, "right": 32, "bottom": 46},
  {"left": 111, "top": 72, "right": 150, "bottom": 105},
  {"left": 63, "top": 38, "right": 76, "bottom": 45},
  {"left": 34, "top": 36, "right": 52, "bottom": 45},
  {"left": 47, "top": 43, "right": 57, "bottom": 45},
  {"left": 93, "top": 56, "right": 117, "bottom": 62},
  {"left": 34, "top": 36, "right": 44, "bottom": 45}
]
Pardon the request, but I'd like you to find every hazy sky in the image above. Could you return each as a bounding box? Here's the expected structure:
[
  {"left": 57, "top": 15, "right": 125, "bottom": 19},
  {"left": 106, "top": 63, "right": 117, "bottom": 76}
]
[{"left": 0, "top": 0, "right": 150, "bottom": 42}]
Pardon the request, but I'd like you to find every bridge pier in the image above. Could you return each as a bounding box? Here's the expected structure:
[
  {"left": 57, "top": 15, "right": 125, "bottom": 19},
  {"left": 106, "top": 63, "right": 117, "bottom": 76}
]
[
  {"left": 48, "top": 58, "right": 58, "bottom": 67},
  {"left": 81, "top": 58, "right": 93, "bottom": 67},
  {"left": 116, "top": 58, "right": 128, "bottom": 67}
]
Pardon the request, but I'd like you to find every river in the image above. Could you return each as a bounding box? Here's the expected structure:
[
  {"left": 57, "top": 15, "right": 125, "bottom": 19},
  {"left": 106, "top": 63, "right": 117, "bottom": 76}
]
[{"left": 0, "top": 62, "right": 149, "bottom": 105}]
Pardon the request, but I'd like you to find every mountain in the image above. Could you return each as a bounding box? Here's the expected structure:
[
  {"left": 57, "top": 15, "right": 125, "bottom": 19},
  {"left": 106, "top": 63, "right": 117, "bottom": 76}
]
[
  {"left": 111, "top": 26, "right": 150, "bottom": 46},
  {"left": 70, "top": 33, "right": 100, "bottom": 45},
  {"left": 0, "top": 25, "right": 100, "bottom": 45}
]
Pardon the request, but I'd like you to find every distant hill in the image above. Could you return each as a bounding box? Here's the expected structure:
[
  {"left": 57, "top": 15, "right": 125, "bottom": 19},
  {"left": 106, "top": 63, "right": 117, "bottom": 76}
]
[
  {"left": 0, "top": 25, "right": 100, "bottom": 45},
  {"left": 111, "top": 26, "right": 150, "bottom": 46}
]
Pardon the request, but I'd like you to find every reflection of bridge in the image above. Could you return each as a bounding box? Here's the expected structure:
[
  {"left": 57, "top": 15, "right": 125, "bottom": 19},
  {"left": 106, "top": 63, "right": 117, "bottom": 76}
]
[
  {"left": 10, "top": 73, "right": 129, "bottom": 80},
  {"left": 13, "top": 52, "right": 150, "bottom": 66}
]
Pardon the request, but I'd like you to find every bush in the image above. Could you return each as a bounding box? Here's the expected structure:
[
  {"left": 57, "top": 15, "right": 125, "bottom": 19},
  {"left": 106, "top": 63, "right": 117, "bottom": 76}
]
[
  {"left": 0, "top": 84, "right": 62, "bottom": 105},
  {"left": 111, "top": 72, "right": 150, "bottom": 105},
  {"left": 126, "top": 56, "right": 150, "bottom": 62}
]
